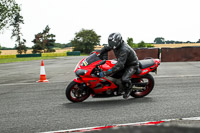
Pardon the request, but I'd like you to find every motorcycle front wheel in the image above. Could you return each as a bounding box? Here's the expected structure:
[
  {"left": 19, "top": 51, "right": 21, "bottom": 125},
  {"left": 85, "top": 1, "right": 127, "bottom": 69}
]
[
  {"left": 131, "top": 74, "right": 154, "bottom": 98},
  {"left": 66, "top": 81, "right": 90, "bottom": 103}
]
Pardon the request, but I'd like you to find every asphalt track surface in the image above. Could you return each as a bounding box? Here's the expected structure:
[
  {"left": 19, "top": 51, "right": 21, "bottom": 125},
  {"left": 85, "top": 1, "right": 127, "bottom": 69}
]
[{"left": 0, "top": 56, "right": 200, "bottom": 133}]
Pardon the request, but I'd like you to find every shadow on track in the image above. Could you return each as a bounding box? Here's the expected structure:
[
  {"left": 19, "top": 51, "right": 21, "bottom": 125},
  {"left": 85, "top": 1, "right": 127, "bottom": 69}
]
[{"left": 62, "top": 97, "right": 155, "bottom": 109}]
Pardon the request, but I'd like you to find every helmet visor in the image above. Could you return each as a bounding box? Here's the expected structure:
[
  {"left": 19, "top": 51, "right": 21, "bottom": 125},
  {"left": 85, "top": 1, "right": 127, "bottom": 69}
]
[{"left": 108, "top": 41, "right": 116, "bottom": 48}]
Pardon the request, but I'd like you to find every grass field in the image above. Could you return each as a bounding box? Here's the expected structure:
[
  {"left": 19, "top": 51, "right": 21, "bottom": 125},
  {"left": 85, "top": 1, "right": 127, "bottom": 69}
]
[
  {"left": 0, "top": 47, "right": 73, "bottom": 55},
  {"left": 153, "top": 43, "right": 200, "bottom": 48},
  {"left": 0, "top": 57, "right": 57, "bottom": 64}
]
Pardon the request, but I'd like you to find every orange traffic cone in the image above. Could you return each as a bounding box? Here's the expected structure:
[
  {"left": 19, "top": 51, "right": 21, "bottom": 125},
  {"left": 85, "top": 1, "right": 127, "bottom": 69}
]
[{"left": 37, "top": 60, "right": 48, "bottom": 82}]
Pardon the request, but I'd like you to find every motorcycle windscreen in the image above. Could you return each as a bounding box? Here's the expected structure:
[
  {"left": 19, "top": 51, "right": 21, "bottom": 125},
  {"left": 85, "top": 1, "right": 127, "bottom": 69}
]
[{"left": 85, "top": 53, "right": 101, "bottom": 65}]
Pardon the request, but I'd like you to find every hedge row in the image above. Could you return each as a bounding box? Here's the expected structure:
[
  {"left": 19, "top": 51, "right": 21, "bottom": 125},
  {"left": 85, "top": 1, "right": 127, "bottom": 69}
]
[
  {"left": 16, "top": 54, "right": 41, "bottom": 58},
  {"left": 0, "top": 52, "right": 81, "bottom": 59}
]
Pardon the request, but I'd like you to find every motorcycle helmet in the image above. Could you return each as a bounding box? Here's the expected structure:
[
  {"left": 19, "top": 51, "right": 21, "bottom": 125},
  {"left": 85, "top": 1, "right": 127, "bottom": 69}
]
[{"left": 108, "top": 33, "right": 123, "bottom": 49}]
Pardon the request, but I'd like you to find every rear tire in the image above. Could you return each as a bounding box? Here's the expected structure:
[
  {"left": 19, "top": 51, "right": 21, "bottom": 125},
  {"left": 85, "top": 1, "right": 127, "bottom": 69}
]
[
  {"left": 66, "top": 81, "right": 90, "bottom": 103},
  {"left": 131, "top": 74, "right": 154, "bottom": 98}
]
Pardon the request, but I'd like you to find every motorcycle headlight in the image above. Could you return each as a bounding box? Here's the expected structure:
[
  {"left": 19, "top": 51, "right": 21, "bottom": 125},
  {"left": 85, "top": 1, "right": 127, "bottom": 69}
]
[{"left": 75, "top": 69, "right": 88, "bottom": 77}]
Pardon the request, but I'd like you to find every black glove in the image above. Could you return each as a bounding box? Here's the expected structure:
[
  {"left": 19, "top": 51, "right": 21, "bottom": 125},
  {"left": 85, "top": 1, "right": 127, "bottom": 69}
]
[
  {"left": 99, "top": 71, "right": 104, "bottom": 78},
  {"left": 103, "top": 69, "right": 112, "bottom": 76}
]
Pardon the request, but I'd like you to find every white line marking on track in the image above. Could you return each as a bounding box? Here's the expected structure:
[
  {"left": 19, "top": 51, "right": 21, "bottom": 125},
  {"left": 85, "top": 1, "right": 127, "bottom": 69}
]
[
  {"left": 40, "top": 116, "right": 200, "bottom": 133},
  {"left": 182, "top": 117, "right": 200, "bottom": 120},
  {"left": 0, "top": 82, "right": 38, "bottom": 86}
]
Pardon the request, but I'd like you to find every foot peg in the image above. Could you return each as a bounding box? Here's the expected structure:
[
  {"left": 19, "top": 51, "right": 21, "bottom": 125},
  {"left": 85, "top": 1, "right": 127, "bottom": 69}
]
[{"left": 123, "top": 89, "right": 132, "bottom": 99}]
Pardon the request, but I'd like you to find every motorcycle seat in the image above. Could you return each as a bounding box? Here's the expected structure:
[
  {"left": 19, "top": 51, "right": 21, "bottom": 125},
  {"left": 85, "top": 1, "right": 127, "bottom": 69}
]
[{"left": 139, "top": 59, "right": 155, "bottom": 69}]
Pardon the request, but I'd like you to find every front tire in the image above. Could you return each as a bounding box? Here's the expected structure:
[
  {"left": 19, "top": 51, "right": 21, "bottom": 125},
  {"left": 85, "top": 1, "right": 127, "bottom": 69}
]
[
  {"left": 131, "top": 74, "right": 154, "bottom": 98},
  {"left": 66, "top": 81, "right": 90, "bottom": 103}
]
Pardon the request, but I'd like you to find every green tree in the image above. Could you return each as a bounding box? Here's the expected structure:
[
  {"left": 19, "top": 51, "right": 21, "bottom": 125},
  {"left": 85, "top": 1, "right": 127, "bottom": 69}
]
[
  {"left": 15, "top": 39, "right": 27, "bottom": 54},
  {"left": 127, "top": 37, "right": 137, "bottom": 48},
  {"left": 138, "top": 41, "right": 146, "bottom": 48},
  {"left": 146, "top": 43, "right": 154, "bottom": 48},
  {"left": 0, "top": 0, "right": 21, "bottom": 31},
  {"left": 32, "top": 25, "right": 56, "bottom": 53},
  {"left": 10, "top": 12, "right": 27, "bottom": 54},
  {"left": 1, "top": 0, "right": 26, "bottom": 54},
  {"left": 53, "top": 43, "right": 72, "bottom": 48},
  {"left": 127, "top": 38, "right": 154, "bottom": 48},
  {"left": 138, "top": 41, "right": 154, "bottom": 48},
  {"left": 71, "top": 29, "right": 101, "bottom": 54},
  {"left": 165, "top": 40, "right": 175, "bottom": 44},
  {"left": 154, "top": 37, "right": 165, "bottom": 44}
]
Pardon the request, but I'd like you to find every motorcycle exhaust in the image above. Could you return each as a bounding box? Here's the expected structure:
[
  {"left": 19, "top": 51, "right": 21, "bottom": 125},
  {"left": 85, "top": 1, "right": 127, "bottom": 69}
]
[{"left": 132, "top": 82, "right": 148, "bottom": 91}]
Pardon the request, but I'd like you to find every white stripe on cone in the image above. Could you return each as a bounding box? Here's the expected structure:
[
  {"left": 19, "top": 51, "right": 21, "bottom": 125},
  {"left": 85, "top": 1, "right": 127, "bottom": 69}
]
[{"left": 40, "top": 66, "right": 46, "bottom": 75}]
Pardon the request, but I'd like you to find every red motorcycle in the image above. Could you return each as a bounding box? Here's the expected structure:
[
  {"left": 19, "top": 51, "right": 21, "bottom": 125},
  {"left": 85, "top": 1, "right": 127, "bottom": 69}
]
[{"left": 66, "top": 53, "right": 160, "bottom": 102}]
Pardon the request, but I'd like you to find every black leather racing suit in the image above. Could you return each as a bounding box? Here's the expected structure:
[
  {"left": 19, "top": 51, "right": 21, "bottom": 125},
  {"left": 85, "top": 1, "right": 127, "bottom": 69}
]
[{"left": 100, "top": 41, "right": 139, "bottom": 87}]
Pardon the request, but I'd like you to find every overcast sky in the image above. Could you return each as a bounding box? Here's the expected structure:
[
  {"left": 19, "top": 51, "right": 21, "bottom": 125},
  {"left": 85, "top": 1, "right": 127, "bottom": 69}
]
[{"left": 0, "top": 0, "right": 200, "bottom": 48}]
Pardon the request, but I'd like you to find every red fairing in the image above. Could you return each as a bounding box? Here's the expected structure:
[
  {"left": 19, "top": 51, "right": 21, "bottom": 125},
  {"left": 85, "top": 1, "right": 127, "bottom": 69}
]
[
  {"left": 74, "top": 58, "right": 85, "bottom": 72},
  {"left": 100, "top": 60, "right": 117, "bottom": 71},
  {"left": 132, "top": 59, "right": 160, "bottom": 78},
  {"left": 74, "top": 77, "right": 117, "bottom": 94},
  {"left": 73, "top": 78, "right": 83, "bottom": 84},
  {"left": 73, "top": 58, "right": 118, "bottom": 94}
]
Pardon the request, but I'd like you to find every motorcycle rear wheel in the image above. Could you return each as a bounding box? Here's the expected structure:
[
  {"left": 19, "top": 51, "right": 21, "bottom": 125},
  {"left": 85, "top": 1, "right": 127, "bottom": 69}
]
[
  {"left": 66, "top": 81, "right": 90, "bottom": 103},
  {"left": 131, "top": 74, "right": 154, "bottom": 98}
]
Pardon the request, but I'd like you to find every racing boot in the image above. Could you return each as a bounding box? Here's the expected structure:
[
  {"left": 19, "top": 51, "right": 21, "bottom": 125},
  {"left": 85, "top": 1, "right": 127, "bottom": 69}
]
[{"left": 123, "top": 82, "right": 132, "bottom": 99}]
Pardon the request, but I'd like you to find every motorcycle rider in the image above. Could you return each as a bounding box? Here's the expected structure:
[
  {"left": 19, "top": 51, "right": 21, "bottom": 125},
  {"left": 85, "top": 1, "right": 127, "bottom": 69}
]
[{"left": 98, "top": 33, "right": 139, "bottom": 99}]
